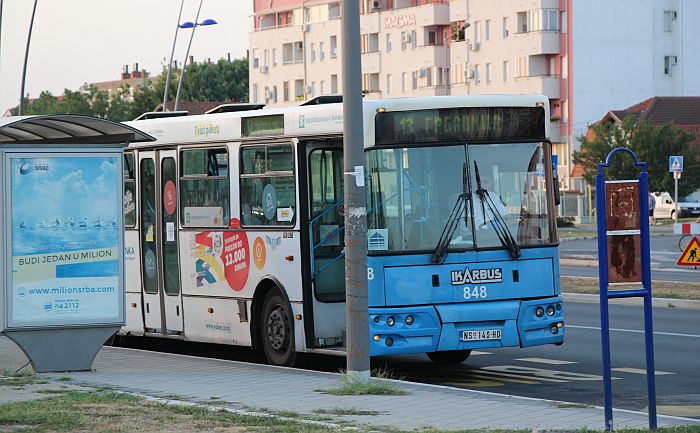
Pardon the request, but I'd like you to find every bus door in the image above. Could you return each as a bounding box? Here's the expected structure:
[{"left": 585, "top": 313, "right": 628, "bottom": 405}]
[
  {"left": 307, "top": 144, "right": 346, "bottom": 346},
  {"left": 159, "top": 150, "right": 183, "bottom": 333},
  {"left": 138, "top": 151, "right": 163, "bottom": 332}
]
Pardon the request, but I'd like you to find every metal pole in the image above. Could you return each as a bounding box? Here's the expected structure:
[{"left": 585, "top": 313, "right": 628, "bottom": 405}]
[
  {"left": 174, "top": 0, "right": 203, "bottom": 112},
  {"left": 674, "top": 176, "right": 679, "bottom": 220},
  {"left": 19, "top": 0, "right": 38, "bottom": 116},
  {"left": 596, "top": 171, "right": 614, "bottom": 431},
  {"left": 162, "top": 0, "right": 185, "bottom": 112},
  {"left": 341, "top": 0, "right": 370, "bottom": 383},
  {"left": 639, "top": 169, "right": 658, "bottom": 430}
]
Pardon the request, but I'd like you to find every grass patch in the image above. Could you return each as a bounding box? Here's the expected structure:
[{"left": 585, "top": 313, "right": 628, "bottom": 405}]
[
  {"left": 312, "top": 407, "right": 383, "bottom": 416},
  {"left": 56, "top": 377, "right": 72, "bottom": 382},
  {"left": 0, "top": 391, "right": 342, "bottom": 432},
  {"left": 317, "top": 368, "right": 408, "bottom": 396},
  {"left": 0, "top": 370, "right": 49, "bottom": 388},
  {"left": 561, "top": 276, "right": 700, "bottom": 300}
]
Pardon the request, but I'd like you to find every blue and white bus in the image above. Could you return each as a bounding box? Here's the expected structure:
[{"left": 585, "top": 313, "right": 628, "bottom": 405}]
[{"left": 120, "top": 95, "right": 563, "bottom": 366}]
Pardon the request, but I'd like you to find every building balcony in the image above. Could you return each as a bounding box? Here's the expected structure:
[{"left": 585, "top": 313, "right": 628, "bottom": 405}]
[
  {"left": 380, "top": 2, "right": 450, "bottom": 29},
  {"left": 513, "top": 30, "right": 560, "bottom": 55},
  {"left": 414, "top": 44, "right": 450, "bottom": 65},
  {"left": 513, "top": 75, "right": 560, "bottom": 99}
]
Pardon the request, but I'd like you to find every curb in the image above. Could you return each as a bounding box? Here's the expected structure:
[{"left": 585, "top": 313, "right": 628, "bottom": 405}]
[{"left": 563, "top": 292, "right": 700, "bottom": 310}]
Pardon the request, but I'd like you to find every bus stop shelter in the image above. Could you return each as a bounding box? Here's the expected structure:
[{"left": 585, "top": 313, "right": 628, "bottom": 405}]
[{"left": 0, "top": 114, "right": 154, "bottom": 372}]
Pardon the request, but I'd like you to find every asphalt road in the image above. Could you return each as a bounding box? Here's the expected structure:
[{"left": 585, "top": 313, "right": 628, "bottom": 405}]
[
  {"left": 560, "top": 235, "right": 700, "bottom": 282},
  {"left": 115, "top": 300, "right": 700, "bottom": 419},
  {"left": 375, "top": 300, "right": 700, "bottom": 419}
]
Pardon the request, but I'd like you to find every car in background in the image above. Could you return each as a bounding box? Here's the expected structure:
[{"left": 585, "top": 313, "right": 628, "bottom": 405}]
[{"left": 652, "top": 192, "right": 700, "bottom": 219}]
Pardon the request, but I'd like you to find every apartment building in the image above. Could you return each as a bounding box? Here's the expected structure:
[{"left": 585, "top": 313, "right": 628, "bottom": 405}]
[{"left": 249, "top": 0, "right": 700, "bottom": 192}]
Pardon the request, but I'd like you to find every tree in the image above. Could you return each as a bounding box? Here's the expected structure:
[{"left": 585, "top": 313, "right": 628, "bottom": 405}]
[{"left": 573, "top": 117, "right": 698, "bottom": 197}]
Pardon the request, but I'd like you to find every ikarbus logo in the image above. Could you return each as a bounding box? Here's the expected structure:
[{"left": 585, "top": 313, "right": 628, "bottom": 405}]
[{"left": 19, "top": 162, "right": 50, "bottom": 175}]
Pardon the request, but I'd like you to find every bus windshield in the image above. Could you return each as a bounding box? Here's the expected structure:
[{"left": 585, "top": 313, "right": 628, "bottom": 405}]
[{"left": 366, "top": 142, "right": 555, "bottom": 253}]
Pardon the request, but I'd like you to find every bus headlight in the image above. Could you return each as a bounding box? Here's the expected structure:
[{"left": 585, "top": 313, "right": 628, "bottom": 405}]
[
  {"left": 405, "top": 315, "right": 414, "bottom": 326},
  {"left": 387, "top": 317, "right": 395, "bottom": 326},
  {"left": 535, "top": 307, "right": 545, "bottom": 318},
  {"left": 546, "top": 306, "right": 555, "bottom": 316}
]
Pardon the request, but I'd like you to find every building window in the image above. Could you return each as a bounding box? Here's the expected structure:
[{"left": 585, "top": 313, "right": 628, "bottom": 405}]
[
  {"left": 664, "top": 55, "right": 678, "bottom": 75},
  {"left": 253, "top": 83, "right": 259, "bottom": 102},
  {"left": 664, "top": 10, "right": 677, "bottom": 32},
  {"left": 474, "top": 64, "right": 480, "bottom": 84},
  {"left": 310, "top": 43, "right": 316, "bottom": 62},
  {"left": 503, "top": 60, "right": 509, "bottom": 81},
  {"left": 386, "top": 33, "right": 392, "bottom": 53},
  {"left": 486, "top": 63, "right": 492, "bottom": 83},
  {"left": 331, "top": 74, "right": 338, "bottom": 93},
  {"left": 386, "top": 74, "right": 392, "bottom": 94},
  {"left": 272, "top": 85, "right": 278, "bottom": 103},
  {"left": 283, "top": 81, "right": 290, "bottom": 101},
  {"left": 401, "top": 31, "right": 409, "bottom": 50},
  {"left": 328, "top": 2, "right": 340, "bottom": 19},
  {"left": 240, "top": 144, "right": 295, "bottom": 227},
  {"left": 502, "top": 17, "right": 509, "bottom": 38},
  {"left": 282, "top": 42, "right": 304, "bottom": 64},
  {"left": 361, "top": 33, "right": 379, "bottom": 54},
  {"left": 319, "top": 42, "right": 325, "bottom": 61},
  {"left": 474, "top": 21, "right": 481, "bottom": 43},
  {"left": 411, "top": 30, "right": 417, "bottom": 49},
  {"left": 411, "top": 71, "right": 418, "bottom": 90},
  {"left": 295, "top": 79, "right": 304, "bottom": 100},
  {"left": 272, "top": 48, "right": 277, "bottom": 66},
  {"left": 485, "top": 19, "right": 491, "bottom": 41},
  {"left": 362, "top": 73, "right": 379, "bottom": 93},
  {"left": 402, "top": 72, "right": 407, "bottom": 92},
  {"left": 517, "top": 56, "right": 527, "bottom": 77},
  {"left": 330, "top": 35, "right": 338, "bottom": 58},
  {"left": 428, "top": 30, "right": 437, "bottom": 46},
  {"left": 560, "top": 11, "right": 567, "bottom": 33}
]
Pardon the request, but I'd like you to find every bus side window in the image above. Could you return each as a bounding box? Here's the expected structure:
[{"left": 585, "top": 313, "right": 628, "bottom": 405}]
[
  {"left": 240, "top": 144, "right": 296, "bottom": 226},
  {"left": 124, "top": 152, "right": 136, "bottom": 227},
  {"left": 179, "top": 148, "right": 230, "bottom": 227}
]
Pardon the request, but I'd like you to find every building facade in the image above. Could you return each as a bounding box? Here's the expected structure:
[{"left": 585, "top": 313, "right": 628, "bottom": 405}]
[{"left": 249, "top": 0, "right": 700, "bottom": 192}]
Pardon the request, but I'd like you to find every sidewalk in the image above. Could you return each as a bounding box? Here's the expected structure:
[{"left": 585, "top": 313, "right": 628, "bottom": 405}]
[{"left": 1, "top": 336, "right": 697, "bottom": 431}]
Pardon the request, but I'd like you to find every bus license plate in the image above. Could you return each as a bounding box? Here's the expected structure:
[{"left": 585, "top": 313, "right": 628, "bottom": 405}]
[{"left": 460, "top": 329, "right": 502, "bottom": 342}]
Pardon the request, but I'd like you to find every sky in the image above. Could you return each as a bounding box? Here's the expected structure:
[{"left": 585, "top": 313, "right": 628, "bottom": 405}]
[{"left": 0, "top": 0, "right": 253, "bottom": 112}]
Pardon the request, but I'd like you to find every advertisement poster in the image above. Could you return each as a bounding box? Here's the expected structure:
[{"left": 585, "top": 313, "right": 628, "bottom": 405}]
[{"left": 9, "top": 156, "right": 122, "bottom": 327}]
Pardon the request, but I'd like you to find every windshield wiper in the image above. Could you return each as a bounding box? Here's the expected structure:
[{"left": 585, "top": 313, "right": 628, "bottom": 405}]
[
  {"left": 474, "top": 161, "right": 521, "bottom": 259},
  {"left": 431, "top": 163, "right": 469, "bottom": 265}
]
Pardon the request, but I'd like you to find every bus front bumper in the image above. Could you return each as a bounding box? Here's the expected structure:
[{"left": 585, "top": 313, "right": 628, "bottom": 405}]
[{"left": 369, "top": 297, "right": 564, "bottom": 357}]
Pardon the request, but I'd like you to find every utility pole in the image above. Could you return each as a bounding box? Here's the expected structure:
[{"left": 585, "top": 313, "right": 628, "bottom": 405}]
[
  {"left": 19, "top": 0, "right": 38, "bottom": 115},
  {"left": 341, "top": 0, "right": 370, "bottom": 383}
]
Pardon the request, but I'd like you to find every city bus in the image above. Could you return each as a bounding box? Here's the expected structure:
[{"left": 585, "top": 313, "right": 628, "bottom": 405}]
[{"left": 120, "top": 95, "right": 564, "bottom": 366}]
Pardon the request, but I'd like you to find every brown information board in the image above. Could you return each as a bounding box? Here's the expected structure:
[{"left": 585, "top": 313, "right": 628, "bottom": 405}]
[
  {"left": 605, "top": 182, "right": 640, "bottom": 232},
  {"left": 607, "top": 234, "right": 642, "bottom": 283}
]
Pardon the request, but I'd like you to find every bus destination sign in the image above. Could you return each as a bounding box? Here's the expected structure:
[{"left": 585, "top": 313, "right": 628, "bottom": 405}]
[
  {"left": 375, "top": 106, "right": 545, "bottom": 144},
  {"left": 241, "top": 115, "right": 285, "bottom": 137}
]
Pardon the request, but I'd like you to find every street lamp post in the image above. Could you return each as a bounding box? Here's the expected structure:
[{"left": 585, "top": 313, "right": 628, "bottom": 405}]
[
  {"left": 19, "top": 0, "right": 38, "bottom": 115},
  {"left": 173, "top": 1, "right": 217, "bottom": 111},
  {"left": 162, "top": 0, "right": 185, "bottom": 112}
]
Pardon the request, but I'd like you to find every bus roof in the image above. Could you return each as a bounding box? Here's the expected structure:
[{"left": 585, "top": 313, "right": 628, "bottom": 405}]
[{"left": 123, "top": 95, "right": 549, "bottom": 148}]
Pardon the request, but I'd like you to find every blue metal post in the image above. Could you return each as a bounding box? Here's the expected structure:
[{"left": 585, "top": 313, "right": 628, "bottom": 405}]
[
  {"left": 639, "top": 170, "right": 658, "bottom": 430},
  {"left": 597, "top": 148, "right": 657, "bottom": 431},
  {"left": 596, "top": 170, "right": 614, "bottom": 431}
]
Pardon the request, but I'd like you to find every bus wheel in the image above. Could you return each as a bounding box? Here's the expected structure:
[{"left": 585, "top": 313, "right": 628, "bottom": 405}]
[
  {"left": 261, "top": 291, "right": 296, "bottom": 367},
  {"left": 427, "top": 350, "right": 471, "bottom": 364}
]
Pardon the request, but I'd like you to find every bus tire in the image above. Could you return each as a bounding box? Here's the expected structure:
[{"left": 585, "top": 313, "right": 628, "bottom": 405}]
[
  {"left": 427, "top": 349, "right": 471, "bottom": 364},
  {"left": 261, "top": 290, "right": 296, "bottom": 367}
]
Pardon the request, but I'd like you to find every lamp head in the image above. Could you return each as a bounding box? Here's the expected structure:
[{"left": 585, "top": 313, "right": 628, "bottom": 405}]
[
  {"left": 179, "top": 21, "right": 195, "bottom": 28},
  {"left": 462, "top": 22, "right": 471, "bottom": 29},
  {"left": 199, "top": 18, "right": 218, "bottom": 26}
]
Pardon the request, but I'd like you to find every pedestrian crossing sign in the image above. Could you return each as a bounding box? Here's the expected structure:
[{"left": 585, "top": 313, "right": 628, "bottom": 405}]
[
  {"left": 677, "top": 236, "right": 700, "bottom": 266},
  {"left": 669, "top": 156, "right": 683, "bottom": 173}
]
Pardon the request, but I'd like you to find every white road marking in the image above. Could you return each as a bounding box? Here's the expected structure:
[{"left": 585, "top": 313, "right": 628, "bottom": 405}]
[
  {"left": 567, "top": 324, "right": 700, "bottom": 339},
  {"left": 515, "top": 358, "right": 577, "bottom": 365},
  {"left": 612, "top": 367, "right": 675, "bottom": 375}
]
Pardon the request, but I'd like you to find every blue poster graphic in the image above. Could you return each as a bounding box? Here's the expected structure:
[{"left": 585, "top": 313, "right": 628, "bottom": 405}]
[{"left": 9, "top": 156, "right": 122, "bottom": 327}]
